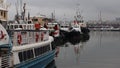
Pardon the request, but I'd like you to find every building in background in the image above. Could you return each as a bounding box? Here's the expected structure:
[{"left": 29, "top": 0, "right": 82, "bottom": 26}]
[{"left": 0, "top": 0, "right": 8, "bottom": 27}]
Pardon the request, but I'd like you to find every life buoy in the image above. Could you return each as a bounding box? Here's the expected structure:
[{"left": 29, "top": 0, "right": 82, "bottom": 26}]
[
  {"left": 36, "top": 33, "right": 39, "bottom": 42},
  {"left": 41, "top": 32, "right": 44, "bottom": 41},
  {"left": 17, "top": 34, "right": 22, "bottom": 44},
  {"left": 0, "top": 30, "right": 5, "bottom": 40},
  {"left": 53, "top": 25, "right": 59, "bottom": 30},
  {"left": 34, "top": 23, "right": 41, "bottom": 30}
]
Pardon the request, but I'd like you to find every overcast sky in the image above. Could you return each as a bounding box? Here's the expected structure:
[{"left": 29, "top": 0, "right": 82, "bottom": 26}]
[{"left": 7, "top": 0, "right": 120, "bottom": 21}]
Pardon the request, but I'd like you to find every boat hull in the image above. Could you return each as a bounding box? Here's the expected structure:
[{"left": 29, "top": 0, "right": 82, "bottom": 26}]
[
  {"left": 14, "top": 50, "right": 55, "bottom": 68},
  {"left": 60, "top": 29, "right": 81, "bottom": 38},
  {"left": 81, "top": 27, "right": 90, "bottom": 34}
]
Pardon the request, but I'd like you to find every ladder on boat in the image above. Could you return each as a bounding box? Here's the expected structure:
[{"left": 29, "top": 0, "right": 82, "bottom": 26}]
[{"left": 1, "top": 53, "right": 11, "bottom": 68}]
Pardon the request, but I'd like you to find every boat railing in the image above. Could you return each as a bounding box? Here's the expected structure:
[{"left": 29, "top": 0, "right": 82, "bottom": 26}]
[
  {"left": 8, "top": 30, "right": 49, "bottom": 46},
  {"left": 7, "top": 24, "right": 49, "bottom": 46},
  {"left": 7, "top": 24, "right": 35, "bottom": 30}
]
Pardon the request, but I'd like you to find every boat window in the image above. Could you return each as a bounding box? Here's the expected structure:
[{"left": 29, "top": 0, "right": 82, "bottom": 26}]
[
  {"left": 18, "top": 49, "right": 34, "bottom": 62},
  {"left": 10, "top": 25, "right": 13, "bottom": 29},
  {"left": 32, "top": 19, "right": 38, "bottom": 22},
  {"left": 28, "top": 21, "right": 32, "bottom": 24},
  {"left": 19, "top": 25, "right": 23, "bottom": 28},
  {"left": 1, "top": 11, "right": 3, "bottom": 16},
  {"left": 14, "top": 25, "right": 18, "bottom": 29},
  {"left": 34, "top": 45, "right": 50, "bottom": 57},
  {"left": 4, "top": 11, "right": 6, "bottom": 18}
]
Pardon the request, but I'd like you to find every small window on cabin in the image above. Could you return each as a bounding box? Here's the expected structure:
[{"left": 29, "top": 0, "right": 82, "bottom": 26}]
[
  {"left": 11, "top": 25, "right": 13, "bottom": 29},
  {"left": 28, "top": 21, "right": 31, "bottom": 24},
  {"left": 20, "top": 25, "right": 23, "bottom": 28},
  {"left": 34, "top": 48, "right": 39, "bottom": 56},
  {"left": 32, "top": 19, "right": 38, "bottom": 22},
  {"left": 14, "top": 25, "right": 18, "bottom": 28},
  {"left": 4, "top": 11, "right": 6, "bottom": 18},
  {"left": 18, "top": 50, "right": 34, "bottom": 62},
  {"left": 1, "top": 11, "right": 3, "bottom": 16}
]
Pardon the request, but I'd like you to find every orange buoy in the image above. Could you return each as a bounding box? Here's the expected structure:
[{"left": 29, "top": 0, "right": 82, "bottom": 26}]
[
  {"left": 0, "top": 30, "right": 4, "bottom": 40},
  {"left": 36, "top": 33, "right": 39, "bottom": 42},
  {"left": 53, "top": 25, "right": 59, "bottom": 37},
  {"left": 34, "top": 23, "right": 41, "bottom": 30},
  {"left": 53, "top": 25, "right": 59, "bottom": 30},
  {"left": 17, "top": 34, "right": 22, "bottom": 45},
  {"left": 41, "top": 32, "right": 44, "bottom": 41}
]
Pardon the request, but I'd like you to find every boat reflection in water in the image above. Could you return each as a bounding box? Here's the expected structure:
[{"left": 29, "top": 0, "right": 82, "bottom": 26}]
[
  {"left": 68, "top": 34, "right": 90, "bottom": 45},
  {"left": 67, "top": 34, "right": 90, "bottom": 63},
  {"left": 52, "top": 34, "right": 90, "bottom": 68},
  {"left": 53, "top": 33, "right": 90, "bottom": 46}
]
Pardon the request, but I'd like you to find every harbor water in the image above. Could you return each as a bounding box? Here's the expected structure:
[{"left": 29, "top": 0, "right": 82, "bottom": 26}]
[{"left": 54, "top": 31, "right": 120, "bottom": 68}]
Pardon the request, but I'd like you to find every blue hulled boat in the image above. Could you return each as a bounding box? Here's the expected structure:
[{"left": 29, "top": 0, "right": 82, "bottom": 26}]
[{"left": 0, "top": 23, "right": 56, "bottom": 68}]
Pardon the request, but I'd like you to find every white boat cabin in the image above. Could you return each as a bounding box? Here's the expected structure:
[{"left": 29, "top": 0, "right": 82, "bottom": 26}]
[{"left": 0, "top": 23, "right": 54, "bottom": 68}]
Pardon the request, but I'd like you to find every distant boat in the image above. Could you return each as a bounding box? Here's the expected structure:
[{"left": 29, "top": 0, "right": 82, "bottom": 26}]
[
  {"left": 32, "top": 16, "right": 60, "bottom": 38},
  {"left": 46, "top": 22, "right": 60, "bottom": 37},
  {"left": 60, "top": 5, "right": 90, "bottom": 35},
  {"left": 60, "top": 17, "right": 89, "bottom": 39},
  {"left": 60, "top": 20, "right": 82, "bottom": 39},
  {"left": 60, "top": 23, "right": 70, "bottom": 32},
  {"left": 72, "top": 5, "right": 90, "bottom": 34}
]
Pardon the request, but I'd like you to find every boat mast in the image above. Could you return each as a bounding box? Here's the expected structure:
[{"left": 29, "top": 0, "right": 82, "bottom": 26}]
[
  {"left": 51, "top": 10, "right": 56, "bottom": 22},
  {"left": 17, "top": 0, "right": 26, "bottom": 20},
  {"left": 14, "top": 0, "right": 27, "bottom": 24},
  {"left": 15, "top": 0, "right": 20, "bottom": 23},
  {"left": 75, "top": 3, "right": 83, "bottom": 23},
  {"left": 22, "top": 3, "right": 26, "bottom": 20},
  {"left": 63, "top": 14, "right": 66, "bottom": 24},
  {"left": 20, "top": 0, "right": 22, "bottom": 17},
  {"left": 99, "top": 11, "right": 102, "bottom": 23}
]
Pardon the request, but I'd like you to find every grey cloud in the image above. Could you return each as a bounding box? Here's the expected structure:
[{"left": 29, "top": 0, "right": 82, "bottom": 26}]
[{"left": 7, "top": 0, "right": 120, "bottom": 21}]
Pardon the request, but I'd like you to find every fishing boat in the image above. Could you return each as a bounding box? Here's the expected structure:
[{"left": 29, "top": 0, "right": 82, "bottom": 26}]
[
  {"left": 0, "top": 1, "right": 56, "bottom": 68},
  {"left": 60, "top": 17, "right": 85, "bottom": 39},
  {"left": 31, "top": 16, "right": 60, "bottom": 38},
  {"left": 41, "top": 14, "right": 60, "bottom": 38},
  {"left": 60, "top": 5, "right": 89, "bottom": 38},
  {"left": 72, "top": 4, "right": 90, "bottom": 35},
  {"left": 0, "top": 21, "right": 56, "bottom": 68},
  {"left": 60, "top": 23, "right": 70, "bottom": 32},
  {"left": 60, "top": 21, "right": 82, "bottom": 39},
  {"left": 60, "top": 22, "right": 70, "bottom": 32},
  {"left": 47, "top": 22, "right": 60, "bottom": 38}
]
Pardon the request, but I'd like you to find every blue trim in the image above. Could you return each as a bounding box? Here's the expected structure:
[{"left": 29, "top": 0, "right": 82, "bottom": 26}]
[
  {"left": 0, "top": 44, "right": 11, "bottom": 47},
  {"left": 9, "top": 38, "right": 13, "bottom": 50},
  {"left": 0, "top": 39, "right": 12, "bottom": 49},
  {"left": 15, "top": 50, "right": 55, "bottom": 68}
]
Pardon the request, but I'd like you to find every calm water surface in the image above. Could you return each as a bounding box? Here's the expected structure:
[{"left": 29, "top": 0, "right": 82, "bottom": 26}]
[{"left": 55, "top": 31, "right": 120, "bottom": 68}]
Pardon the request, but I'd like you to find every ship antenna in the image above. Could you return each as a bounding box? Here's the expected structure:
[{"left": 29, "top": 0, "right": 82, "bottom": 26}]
[{"left": 22, "top": 3, "right": 26, "bottom": 20}]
